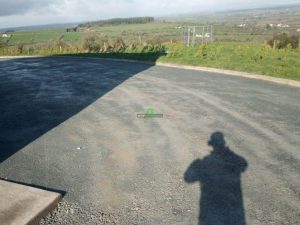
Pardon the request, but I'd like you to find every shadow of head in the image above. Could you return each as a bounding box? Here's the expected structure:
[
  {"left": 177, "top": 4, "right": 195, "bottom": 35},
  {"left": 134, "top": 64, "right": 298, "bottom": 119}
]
[
  {"left": 208, "top": 131, "right": 225, "bottom": 147},
  {"left": 207, "top": 131, "right": 227, "bottom": 154}
]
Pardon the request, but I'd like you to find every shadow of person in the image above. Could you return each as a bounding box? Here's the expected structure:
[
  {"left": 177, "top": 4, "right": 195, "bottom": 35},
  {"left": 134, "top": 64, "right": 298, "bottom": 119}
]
[{"left": 184, "top": 132, "right": 248, "bottom": 225}]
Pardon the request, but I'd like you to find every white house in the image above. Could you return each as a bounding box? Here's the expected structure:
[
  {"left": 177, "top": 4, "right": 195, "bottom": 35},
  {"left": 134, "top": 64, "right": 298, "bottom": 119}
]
[
  {"left": 2, "top": 33, "right": 10, "bottom": 38},
  {"left": 277, "top": 24, "right": 289, "bottom": 28}
]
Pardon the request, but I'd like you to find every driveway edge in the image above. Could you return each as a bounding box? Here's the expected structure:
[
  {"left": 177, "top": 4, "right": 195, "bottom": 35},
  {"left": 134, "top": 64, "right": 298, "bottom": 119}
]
[
  {"left": 155, "top": 62, "right": 300, "bottom": 88},
  {"left": 1, "top": 56, "right": 299, "bottom": 88}
]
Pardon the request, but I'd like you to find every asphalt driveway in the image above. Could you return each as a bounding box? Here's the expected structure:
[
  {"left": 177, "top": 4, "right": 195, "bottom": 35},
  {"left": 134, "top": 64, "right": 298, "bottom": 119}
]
[{"left": 0, "top": 57, "right": 299, "bottom": 225}]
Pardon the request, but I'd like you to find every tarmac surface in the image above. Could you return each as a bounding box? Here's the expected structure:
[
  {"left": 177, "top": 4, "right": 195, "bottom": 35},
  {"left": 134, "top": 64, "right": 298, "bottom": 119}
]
[{"left": 0, "top": 57, "right": 300, "bottom": 225}]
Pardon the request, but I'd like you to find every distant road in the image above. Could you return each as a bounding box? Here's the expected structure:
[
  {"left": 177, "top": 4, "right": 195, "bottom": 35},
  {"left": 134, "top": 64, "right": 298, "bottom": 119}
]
[{"left": 0, "top": 57, "right": 299, "bottom": 224}]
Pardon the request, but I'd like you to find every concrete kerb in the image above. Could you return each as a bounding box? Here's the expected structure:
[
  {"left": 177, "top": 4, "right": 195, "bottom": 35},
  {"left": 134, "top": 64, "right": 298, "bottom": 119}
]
[
  {"left": 0, "top": 179, "right": 62, "bottom": 225},
  {"left": 155, "top": 62, "right": 300, "bottom": 88}
]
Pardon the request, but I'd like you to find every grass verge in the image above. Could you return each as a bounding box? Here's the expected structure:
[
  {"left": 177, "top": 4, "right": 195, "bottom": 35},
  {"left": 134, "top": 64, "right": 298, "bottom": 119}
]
[
  {"left": 158, "top": 43, "right": 300, "bottom": 81},
  {"left": 1, "top": 42, "right": 299, "bottom": 80},
  {"left": 60, "top": 43, "right": 300, "bottom": 80}
]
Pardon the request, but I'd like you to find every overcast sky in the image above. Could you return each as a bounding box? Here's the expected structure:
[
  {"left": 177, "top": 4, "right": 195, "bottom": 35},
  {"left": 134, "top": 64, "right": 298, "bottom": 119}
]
[{"left": 0, "top": 0, "right": 298, "bottom": 28}]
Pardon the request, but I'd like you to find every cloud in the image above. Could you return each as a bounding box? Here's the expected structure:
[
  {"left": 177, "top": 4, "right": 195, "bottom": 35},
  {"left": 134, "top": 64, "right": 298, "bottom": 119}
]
[{"left": 0, "top": 0, "right": 60, "bottom": 16}]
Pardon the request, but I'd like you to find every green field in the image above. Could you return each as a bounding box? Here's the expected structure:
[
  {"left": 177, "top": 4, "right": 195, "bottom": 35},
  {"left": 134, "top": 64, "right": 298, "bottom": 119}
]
[
  {"left": 1, "top": 5, "right": 300, "bottom": 45},
  {"left": 0, "top": 29, "right": 86, "bottom": 44},
  {"left": 1, "top": 21, "right": 296, "bottom": 45},
  {"left": 2, "top": 14, "right": 299, "bottom": 46},
  {"left": 61, "top": 32, "right": 85, "bottom": 41},
  {"left": 5, "top": 29, "right": 63, "bottom": 44},
  {"left": 91, "top": 23, "right": 183, "bottom": 41},
  {"left": 0, "top": 23, "right": 184, "bottom": 45}
]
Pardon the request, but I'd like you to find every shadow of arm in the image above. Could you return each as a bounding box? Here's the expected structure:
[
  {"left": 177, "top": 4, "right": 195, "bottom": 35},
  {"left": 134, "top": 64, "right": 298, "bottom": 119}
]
[
  {"left": 240, "top": 156, "right": 248, "bottom": 172},
  {"left": 184, "top": 159, "right": 201, "bottom": 184}
]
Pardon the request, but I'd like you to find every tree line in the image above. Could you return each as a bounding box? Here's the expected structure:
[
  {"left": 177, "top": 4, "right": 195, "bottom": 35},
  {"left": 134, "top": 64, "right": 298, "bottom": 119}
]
[{"left": 79, "top": 17, "right": 155, "bottom": 27}]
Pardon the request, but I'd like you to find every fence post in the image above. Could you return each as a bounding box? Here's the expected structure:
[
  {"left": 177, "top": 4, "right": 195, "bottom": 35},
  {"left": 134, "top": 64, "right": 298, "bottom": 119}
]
[
  {"left": 187, "top": 27, "right": 190, "bottom": 47},
  {"left": 202, "top": 26, "right": 204, "bottom": 45},
  {"left": 192, "top": 26, "right": 196, "bottom": 47},
  {"left": 211, "top": 25, "right": 213, "bottom": 42}
]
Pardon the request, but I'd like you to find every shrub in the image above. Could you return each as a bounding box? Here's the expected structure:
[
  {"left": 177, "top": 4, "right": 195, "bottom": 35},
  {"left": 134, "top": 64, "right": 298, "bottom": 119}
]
[
  {"left": 100, "top": 39, "right": 112, "bottom": 52},
  {"left": 82, "top": 33, "right": 100, "bottom": 52},
  {"left": 195, "top": 44, "right": 209, "bottom": 58},
  {"left": 16, "top": 42, "right": 24, "bottom": 54},
  {"left": 166, "top": 44, "right": 183, "bottom": 57},
  {"left": 28, "top": 46, "right": 35, "bottom": 54},
  {"left": 112, "top": 38, "right": 126, "bottom": 52},
  {"left": 268, "top": 33, "right": 299, "bottom": 49},
  {"left": 54, "top": 40, "right": 68, "bottom": 52}
]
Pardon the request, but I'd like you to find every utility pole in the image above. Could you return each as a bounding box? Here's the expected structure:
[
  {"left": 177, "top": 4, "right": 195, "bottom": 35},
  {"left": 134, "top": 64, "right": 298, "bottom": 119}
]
[
  {"left": 187, "top": 27, "right": 190, "bottom": 47},
  {"left": 202, "top": 26, "right": 205, "bottom": 45},
  {"left": 192, "top": 26, "right": 196, "bottom": 47},
  {"left": 211, "top": 25, "right": 213, "bottom": 43}
]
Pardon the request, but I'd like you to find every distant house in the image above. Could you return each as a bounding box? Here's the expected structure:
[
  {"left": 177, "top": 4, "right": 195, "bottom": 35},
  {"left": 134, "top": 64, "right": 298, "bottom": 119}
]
[
  {"left": 238, "top": 24, "right": 247, "bottom": 28},
  {"left": 277, "top": 24, "right": 289, "bottom": 28},
  {"left": 1, "top": 33, "right": 11, "bottom": 38}
]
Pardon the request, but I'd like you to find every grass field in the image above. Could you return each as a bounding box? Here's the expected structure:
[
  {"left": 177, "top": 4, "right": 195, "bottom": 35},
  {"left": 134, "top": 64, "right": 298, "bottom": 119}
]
[
  {"left": 0, "top": 23, "right": 184, "bottom": 45},
  {"left": 92, "top": 23, "right": 183, "bottom": 42},
  {"left": 1, "top": 29, "right": 86, "bottom": 44},
  {"left": 5, "top": 29, "right": 63, "bottom": 44},
  {"left": 1, "top": 22, "right": 296, "bottom": 45},
  {"left": 61, "top": 32, "right": 85, "bottom": 41},
  {"left": 1, "top": 5, "right": 299, "bottom": 45}
]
